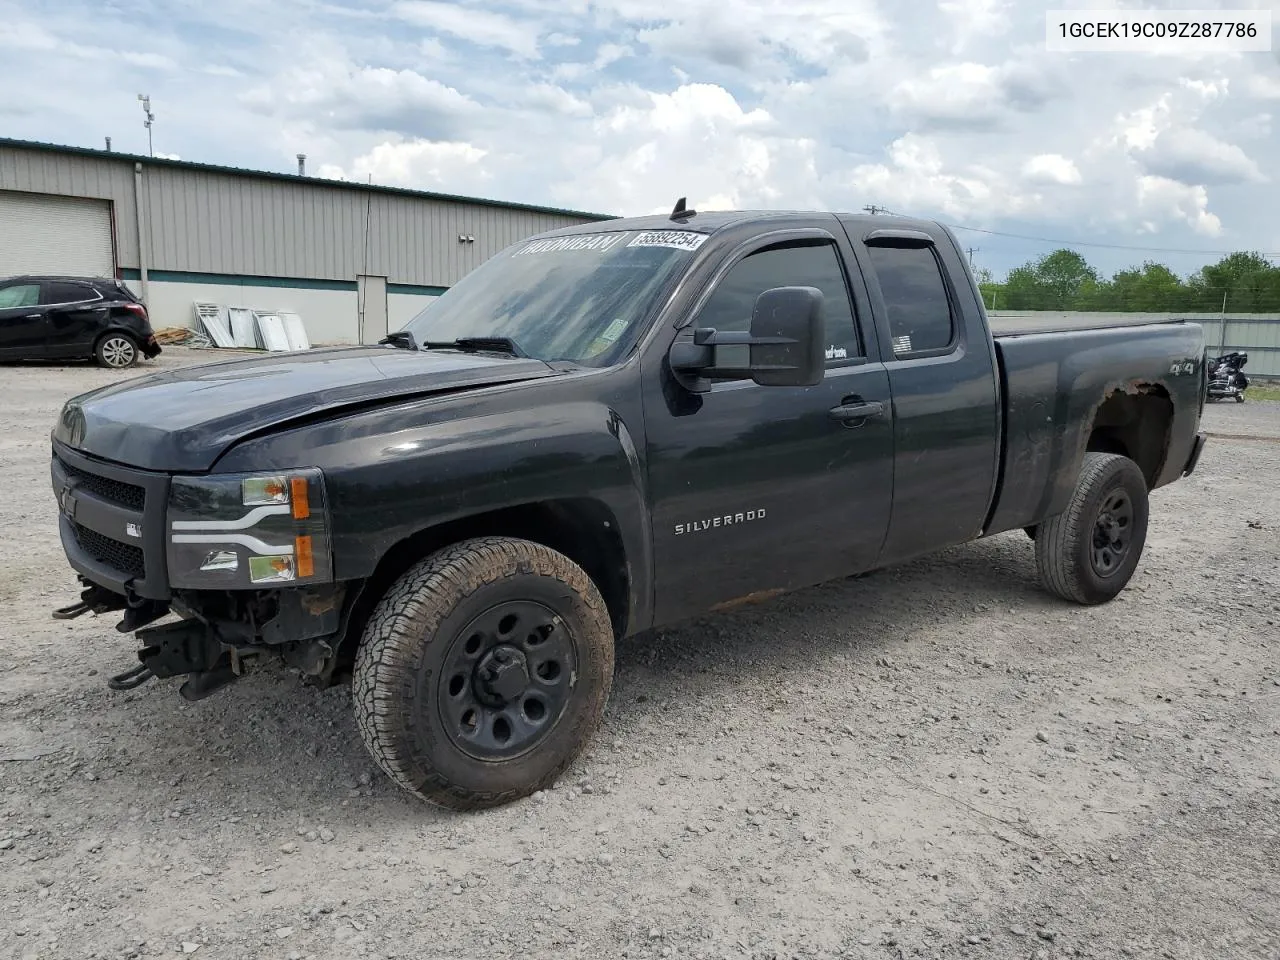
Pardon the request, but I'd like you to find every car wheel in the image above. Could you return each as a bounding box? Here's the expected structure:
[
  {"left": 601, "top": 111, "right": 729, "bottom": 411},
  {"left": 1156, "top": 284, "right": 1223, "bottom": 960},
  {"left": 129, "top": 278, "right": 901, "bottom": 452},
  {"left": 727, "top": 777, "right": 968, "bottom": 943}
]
[
  {"left": 1034, "top": 452, "right": 1149, "bottom": 605},
  {"left": 1235, "top": 393, "right": 1246, "bottom": 403},
  {"left": 95, "top": 334, "right": 139, "bottom": 369},
  {"left": 353, "top": 536, "right": 615, "bottom": 810}
]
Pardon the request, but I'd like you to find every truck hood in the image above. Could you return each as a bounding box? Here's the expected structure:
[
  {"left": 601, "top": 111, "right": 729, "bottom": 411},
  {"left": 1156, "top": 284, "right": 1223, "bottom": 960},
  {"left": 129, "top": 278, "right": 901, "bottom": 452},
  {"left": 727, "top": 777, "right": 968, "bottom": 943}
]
[{"left": 53, "top": 346, "right": 557, "bottom": 472}]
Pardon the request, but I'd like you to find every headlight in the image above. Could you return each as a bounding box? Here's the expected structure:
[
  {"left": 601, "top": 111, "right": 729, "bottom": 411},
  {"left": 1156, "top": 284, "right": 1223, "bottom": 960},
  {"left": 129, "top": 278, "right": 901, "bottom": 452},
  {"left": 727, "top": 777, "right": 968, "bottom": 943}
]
[{"left": 167, "top": 468, "right": 333, "bottom": 589}]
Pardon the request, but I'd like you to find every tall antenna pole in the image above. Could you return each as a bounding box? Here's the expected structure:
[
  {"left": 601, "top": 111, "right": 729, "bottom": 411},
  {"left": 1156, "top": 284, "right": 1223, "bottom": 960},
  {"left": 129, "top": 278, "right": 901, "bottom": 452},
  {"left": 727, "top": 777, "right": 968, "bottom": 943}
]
[{"left": 136, "top": 94, "right": 155, "bottom": 157}]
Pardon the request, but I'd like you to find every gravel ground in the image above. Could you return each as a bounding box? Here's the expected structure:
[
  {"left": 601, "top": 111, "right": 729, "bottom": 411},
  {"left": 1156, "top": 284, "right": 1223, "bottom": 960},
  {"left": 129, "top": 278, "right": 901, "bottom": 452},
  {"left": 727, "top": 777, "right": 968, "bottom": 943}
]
[{"left": 1, "top": 349, "right": 1277, "bottom": 960}]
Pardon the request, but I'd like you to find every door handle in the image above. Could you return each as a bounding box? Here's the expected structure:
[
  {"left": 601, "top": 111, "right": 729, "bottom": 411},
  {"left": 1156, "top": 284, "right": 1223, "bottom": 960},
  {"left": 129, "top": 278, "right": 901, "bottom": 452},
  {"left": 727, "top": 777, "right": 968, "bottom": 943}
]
[{"left": 829, "top": 399, "right": 886, "bottom": 423}]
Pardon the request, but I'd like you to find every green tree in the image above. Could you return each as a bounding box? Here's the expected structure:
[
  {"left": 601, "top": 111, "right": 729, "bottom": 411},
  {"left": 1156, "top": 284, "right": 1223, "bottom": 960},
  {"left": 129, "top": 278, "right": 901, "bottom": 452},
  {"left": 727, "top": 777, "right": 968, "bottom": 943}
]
[
  {"left": 1001, "top": 249, "right": 1099, "bottom": 309},
  {"left": 1103, "top": 262, "right": 1186, "bottom": 312},
  {"left": 1190, "top": 252, "right": 1280, "bottom": 313}
]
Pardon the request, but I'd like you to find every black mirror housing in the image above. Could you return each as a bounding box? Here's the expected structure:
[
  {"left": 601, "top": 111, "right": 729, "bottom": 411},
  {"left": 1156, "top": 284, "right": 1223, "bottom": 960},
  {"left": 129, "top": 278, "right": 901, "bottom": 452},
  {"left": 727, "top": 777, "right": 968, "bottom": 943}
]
[
  {"left": 747, "top": 285, "right": 824, "bottom": 387},
  {"left": 668, "top": 285, "right": 825, "bottom": 392}
]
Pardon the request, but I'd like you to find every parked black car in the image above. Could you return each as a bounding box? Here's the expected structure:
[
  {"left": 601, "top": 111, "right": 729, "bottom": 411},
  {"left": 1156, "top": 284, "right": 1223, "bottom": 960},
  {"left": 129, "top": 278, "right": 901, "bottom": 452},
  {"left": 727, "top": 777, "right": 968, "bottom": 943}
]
[{"left": 0, "top": 275, "right": 161, "bottom": 368}]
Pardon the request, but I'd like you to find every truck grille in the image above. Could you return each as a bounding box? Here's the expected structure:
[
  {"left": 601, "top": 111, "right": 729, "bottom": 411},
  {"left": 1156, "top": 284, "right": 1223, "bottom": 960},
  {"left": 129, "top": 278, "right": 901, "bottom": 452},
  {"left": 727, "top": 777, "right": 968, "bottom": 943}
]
[
  {"left": 57, "top": 457, "right": 146, "bottom": 511},
  {"left": 71, "top": 522, "right": 146, "bottom": 579}
]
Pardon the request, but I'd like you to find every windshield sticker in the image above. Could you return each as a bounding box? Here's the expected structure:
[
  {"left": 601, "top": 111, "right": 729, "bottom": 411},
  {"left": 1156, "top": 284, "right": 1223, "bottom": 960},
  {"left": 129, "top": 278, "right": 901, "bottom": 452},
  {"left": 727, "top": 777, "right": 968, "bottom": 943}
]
[
  {"left": 514, "top": 233, "right": 626, "bottom": 256},
  {"left": 892, "top": 334, "right": 912, "bottom": 354},
  {"left": 627, "top": 231, "right": 708, "bottom": 252},
  {"left": 599, "top": 318, "right": 629, "bottom": 344},
  {"left": 825, "top": 345, "right": 848, "bottom": 360}
]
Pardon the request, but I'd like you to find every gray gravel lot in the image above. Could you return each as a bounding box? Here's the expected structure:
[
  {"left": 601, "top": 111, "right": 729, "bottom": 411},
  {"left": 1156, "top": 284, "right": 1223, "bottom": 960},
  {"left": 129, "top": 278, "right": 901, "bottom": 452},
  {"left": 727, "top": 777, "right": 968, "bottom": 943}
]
[{"left": 1, "top": 349, "right": 1277, "bottom": 960}]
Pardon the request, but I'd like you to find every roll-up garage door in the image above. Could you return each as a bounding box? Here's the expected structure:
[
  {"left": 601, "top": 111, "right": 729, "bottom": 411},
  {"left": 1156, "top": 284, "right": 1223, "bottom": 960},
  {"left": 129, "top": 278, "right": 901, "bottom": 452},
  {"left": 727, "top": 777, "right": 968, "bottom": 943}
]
[{"left": 0, "top": 190, "right": 115, "bottom": 278}]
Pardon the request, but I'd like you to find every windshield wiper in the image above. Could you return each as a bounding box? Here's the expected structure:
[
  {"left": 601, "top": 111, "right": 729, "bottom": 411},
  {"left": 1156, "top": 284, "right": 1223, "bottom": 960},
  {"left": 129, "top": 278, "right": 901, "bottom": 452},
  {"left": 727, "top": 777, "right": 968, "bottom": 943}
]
[
  {"left": 379, "top": 330, "right": 419, "bottom": 350},
  {"left": 420, "top": 336, "right": 528, "bottom": 358}
]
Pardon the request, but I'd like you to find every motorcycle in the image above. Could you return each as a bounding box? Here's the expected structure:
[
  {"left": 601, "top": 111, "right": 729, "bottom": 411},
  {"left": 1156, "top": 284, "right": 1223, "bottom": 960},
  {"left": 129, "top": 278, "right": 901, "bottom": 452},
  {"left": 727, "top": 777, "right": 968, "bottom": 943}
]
[{"left": 1206, "top": 351, "right": 1249, "bottom": 403}]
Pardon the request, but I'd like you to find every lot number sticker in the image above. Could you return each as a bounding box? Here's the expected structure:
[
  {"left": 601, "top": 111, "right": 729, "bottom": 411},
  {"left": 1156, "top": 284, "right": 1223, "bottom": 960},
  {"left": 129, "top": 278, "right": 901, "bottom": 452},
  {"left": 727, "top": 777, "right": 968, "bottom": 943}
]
[{"left": 627, "top": 231, "right": 708, "bottom": 252}]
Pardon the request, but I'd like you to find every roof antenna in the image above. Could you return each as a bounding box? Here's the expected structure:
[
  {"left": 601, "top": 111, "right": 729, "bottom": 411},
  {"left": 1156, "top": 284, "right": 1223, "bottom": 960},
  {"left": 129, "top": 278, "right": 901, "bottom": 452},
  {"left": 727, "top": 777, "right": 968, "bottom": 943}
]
[{"left": 670, "top": 197, "right": 696, "bottom": 222}]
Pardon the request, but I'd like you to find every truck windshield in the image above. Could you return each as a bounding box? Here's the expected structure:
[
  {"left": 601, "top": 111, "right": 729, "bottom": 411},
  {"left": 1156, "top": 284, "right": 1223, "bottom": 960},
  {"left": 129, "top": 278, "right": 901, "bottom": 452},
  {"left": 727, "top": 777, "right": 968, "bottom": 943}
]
[{"left": 402, "top": 229, "right": 705, "bottom": 366}]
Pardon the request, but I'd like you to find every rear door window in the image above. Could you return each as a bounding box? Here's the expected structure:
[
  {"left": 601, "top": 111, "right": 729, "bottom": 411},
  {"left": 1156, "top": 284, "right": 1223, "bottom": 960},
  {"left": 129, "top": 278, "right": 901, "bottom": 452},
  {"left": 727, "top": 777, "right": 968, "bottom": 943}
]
[
  {"left": 43, "top": 282, "right": 97, "bottom": 305},
  {"left": 866, "top": 245, "right": 955, "bottom": 356},
  {"left": 0, "top": 284, "right": 40, "bottom": 309}
]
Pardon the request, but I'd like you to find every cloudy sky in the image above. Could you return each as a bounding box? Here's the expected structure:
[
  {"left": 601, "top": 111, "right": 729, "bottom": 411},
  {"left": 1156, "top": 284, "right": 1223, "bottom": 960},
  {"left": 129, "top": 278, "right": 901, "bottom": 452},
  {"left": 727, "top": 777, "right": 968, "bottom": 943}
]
[{"left": 2, "top": 0, "right": 1278, "bottom": 278}]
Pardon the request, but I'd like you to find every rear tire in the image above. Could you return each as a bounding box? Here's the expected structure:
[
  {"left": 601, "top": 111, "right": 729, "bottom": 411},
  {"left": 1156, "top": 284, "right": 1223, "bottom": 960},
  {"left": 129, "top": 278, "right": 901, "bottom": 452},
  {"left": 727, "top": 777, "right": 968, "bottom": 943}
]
[
  {"left": 1034, "top": 453, "right": 1149, "bottom": 605},
  {"left": 1236, "top": 393, "right": 1246, "bottom": 403},
  {"left": 95, "top": 333, "right": 139, "bottom": 369},
  {"left": 352, "top": 537, "right": 615, "bottom": 810}
]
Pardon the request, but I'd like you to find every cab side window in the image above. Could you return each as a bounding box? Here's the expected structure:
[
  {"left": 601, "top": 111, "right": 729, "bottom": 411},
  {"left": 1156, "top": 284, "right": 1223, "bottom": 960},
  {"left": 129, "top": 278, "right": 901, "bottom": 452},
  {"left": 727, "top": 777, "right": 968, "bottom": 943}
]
[
  {"left": 695, "top": 241, "right": 861, "bottom": 363},
  {"left": 0, "top": 284, "right": 40, "bottom": 310},
  {"left": 865, "top": 245, "right": 955, "bottom": 356}
]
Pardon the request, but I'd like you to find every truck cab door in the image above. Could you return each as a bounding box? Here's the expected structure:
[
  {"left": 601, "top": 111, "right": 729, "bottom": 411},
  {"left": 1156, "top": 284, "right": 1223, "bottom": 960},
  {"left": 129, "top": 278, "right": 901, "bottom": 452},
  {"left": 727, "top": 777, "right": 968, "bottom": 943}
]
[
  {"left": 642, "top": 226, "right": 895, "bottom": 626},
  {"left": 40, "top": 281, "right": 109, "bottom": 357},
  {"left": 842, "top": 222, "right": 1000, "bottom": 566},
  {"left": 0, "top": 282, "right": 46, "bottom": 358}
]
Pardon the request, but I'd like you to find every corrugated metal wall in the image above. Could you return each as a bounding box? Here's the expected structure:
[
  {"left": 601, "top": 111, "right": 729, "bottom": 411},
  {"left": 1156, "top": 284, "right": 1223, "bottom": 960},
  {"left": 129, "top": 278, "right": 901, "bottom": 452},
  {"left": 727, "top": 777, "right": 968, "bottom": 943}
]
[
  {"left": 0, "top": 146, "right": 140, "bottom": 266},
  {"left": 0, "top": 142, "right": 600, "bottom": 288}
]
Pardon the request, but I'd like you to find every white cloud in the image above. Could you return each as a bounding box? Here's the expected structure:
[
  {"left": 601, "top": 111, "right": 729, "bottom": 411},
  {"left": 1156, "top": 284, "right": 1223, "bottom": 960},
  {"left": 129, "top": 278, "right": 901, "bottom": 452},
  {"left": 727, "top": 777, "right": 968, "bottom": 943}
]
[
  {"left": 243, "top": 58, "right": 477, "bottom": 137},
  {"left": 324, "top": 140, "right": 491, "bottom": 190},
  {"left": 2, "top": 0, "right": 1277, "bottom": 277},
  {"left": 1022, "top": 154, "right": 1082, "bottom": 186},
  {"left": 1140, "top": 127, "right": 1265, "bottom": 186},
  {"left": 887, "top": 59, "right": 1059, "bottom": 130},
  {"left": 842, "top": 134, "right": 1025, "bottom": 220},
  {"left": 1136, "top": 176, "right": 1221, "bottom": 236},
  {"left": 391, "top": 1, "right": 541, "bottom": 59},
  {"left": 556, "top": 83, "right": 816, "bottom": 213},
  {"left": 1245, "top": 73, "right": 1280, "bottom": 100}
]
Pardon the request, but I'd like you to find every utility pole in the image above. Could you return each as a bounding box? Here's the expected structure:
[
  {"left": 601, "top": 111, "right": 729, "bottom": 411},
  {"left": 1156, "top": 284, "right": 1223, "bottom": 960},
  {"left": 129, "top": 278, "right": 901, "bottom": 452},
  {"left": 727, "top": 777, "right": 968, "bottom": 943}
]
[
  {"left": 137, "top": 94, "right": 155, "bottom": 157},
  {"left": 862, "top": 204, "right": 886, "bottom": 215},
  {"left": 966, "top": 247, "right": 980, "bottom": 270}
]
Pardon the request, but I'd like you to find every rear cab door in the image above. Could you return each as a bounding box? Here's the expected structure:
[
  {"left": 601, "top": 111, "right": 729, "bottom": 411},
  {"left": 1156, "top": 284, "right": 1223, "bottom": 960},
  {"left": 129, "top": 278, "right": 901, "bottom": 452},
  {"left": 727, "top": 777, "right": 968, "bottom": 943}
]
[
  {"left": 838, "top": 219, "right": 1001, "bottom": 565},
  {"left": 40, "top": 280, "right": 110, "bottom": 356},
  {"left": 0, "top": 280, "right": 46, "bottom": 357}
]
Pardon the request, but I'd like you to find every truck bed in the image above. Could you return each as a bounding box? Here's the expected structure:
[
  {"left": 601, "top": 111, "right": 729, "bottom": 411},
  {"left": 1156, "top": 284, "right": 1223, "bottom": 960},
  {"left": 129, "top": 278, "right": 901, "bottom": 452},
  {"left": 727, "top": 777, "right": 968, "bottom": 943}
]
[
  {"left": 984, "top": 319, "right": 1205, "bottom": 539},
  {"left": 990, "top": 314, "right": 1189, "bottom": 338}
]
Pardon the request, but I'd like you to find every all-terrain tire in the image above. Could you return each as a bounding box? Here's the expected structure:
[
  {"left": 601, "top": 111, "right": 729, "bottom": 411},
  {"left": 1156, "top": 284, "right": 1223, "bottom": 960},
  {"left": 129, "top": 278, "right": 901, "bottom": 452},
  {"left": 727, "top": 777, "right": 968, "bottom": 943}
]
[
  {"left": 352, "top": 536, "right": 614, "bottom": 810},
  {"left": 1034, "top": 453, "right": 1149, "bottom": 605}
]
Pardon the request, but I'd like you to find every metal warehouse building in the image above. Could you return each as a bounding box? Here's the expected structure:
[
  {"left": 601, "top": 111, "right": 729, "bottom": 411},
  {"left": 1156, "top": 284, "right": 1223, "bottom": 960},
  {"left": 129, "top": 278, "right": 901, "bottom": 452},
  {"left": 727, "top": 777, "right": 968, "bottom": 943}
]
[{"left": 0, "top": 138, "right": 608, "bottom": 344}]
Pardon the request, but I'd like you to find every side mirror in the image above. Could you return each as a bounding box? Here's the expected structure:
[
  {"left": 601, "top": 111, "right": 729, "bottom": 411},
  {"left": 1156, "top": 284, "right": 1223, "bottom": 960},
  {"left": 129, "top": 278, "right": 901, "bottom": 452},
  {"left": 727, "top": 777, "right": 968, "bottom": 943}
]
[
  {"left": 669, "top": 285, "right": 825, "bottom": 391},
  {"left": 746, "top": 286, "right": 825, "bottom": 387}
]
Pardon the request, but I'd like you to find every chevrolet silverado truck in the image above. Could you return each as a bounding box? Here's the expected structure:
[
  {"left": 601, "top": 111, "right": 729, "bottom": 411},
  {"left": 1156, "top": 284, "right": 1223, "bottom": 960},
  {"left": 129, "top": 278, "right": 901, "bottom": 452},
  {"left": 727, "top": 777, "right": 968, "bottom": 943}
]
[{"left": 49, "top": 207, "right": 1208, "bottom": 810}]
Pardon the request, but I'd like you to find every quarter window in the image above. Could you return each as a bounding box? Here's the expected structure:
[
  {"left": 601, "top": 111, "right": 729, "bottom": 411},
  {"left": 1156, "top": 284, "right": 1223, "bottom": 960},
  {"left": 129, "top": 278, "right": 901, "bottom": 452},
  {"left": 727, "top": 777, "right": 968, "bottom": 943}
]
[
  {"left": 0, "top": 284, "right": 40, "bottom": 310},
  {"left": 695, "top": 241, "right": 860, "bottom": 364},
  {"left": 866, "top": 245, "right": 955, "bottom": 355}
]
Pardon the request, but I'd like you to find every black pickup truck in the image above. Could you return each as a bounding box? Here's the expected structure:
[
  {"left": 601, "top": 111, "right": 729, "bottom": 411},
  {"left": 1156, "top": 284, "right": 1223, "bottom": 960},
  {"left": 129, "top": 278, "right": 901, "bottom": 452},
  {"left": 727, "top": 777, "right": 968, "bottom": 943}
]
[{"left": 49, "top": 208, "right": 1208, "bottom": 809}]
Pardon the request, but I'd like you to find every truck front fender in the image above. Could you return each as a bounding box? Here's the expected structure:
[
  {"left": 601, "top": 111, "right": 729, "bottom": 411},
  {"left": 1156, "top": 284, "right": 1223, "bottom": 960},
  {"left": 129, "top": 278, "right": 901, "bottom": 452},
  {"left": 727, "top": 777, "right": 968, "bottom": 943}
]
[{"left": 215, "top": 396, "right": 653, "bottom": 635}]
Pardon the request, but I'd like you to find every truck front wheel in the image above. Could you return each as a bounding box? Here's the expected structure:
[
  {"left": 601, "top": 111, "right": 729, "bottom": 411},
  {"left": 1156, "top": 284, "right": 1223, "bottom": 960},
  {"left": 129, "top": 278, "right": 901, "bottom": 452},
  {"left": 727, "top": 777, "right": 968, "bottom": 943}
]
[
  {"left": 352, "top": 537, "right": 615, "bottom": 810},
  {"left": 1034, "top": 453, "right": 1149, "bottom": 605}
]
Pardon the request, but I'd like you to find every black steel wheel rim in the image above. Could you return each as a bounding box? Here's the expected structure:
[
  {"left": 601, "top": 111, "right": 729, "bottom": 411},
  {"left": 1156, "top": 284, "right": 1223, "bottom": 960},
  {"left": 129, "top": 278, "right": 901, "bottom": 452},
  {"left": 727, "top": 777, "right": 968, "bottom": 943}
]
[
  {"left": 436, "top": 599, "right": 577, "bottom": 761},
  {"left": 1091, "top": 489, "right": 1134, "bottom": 578}
]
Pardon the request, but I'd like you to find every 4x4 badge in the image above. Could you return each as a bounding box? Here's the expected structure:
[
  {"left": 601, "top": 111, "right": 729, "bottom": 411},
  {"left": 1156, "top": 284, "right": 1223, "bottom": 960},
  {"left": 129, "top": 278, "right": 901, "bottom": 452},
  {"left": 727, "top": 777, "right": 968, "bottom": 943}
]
[{"left": 125, "top": 523, "right": 143, "bottom": 539}]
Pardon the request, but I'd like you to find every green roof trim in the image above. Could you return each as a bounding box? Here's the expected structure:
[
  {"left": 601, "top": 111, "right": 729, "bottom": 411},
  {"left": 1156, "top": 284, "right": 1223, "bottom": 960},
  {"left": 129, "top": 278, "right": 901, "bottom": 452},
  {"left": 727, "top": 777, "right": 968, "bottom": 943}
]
[{"left": 1, "top": 137, "right": 617, "bottom": 222}]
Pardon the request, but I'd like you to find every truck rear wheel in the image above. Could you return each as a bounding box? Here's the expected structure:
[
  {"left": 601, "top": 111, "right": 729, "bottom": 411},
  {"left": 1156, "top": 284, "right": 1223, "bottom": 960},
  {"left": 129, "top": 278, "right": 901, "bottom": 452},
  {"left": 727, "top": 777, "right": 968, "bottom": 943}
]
[
  {"left": 352, "top": 536, "right": 614, "bottom": 810},
  {"left": 1034, "top": 453, "right": 1149, "bottom": 605}
]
